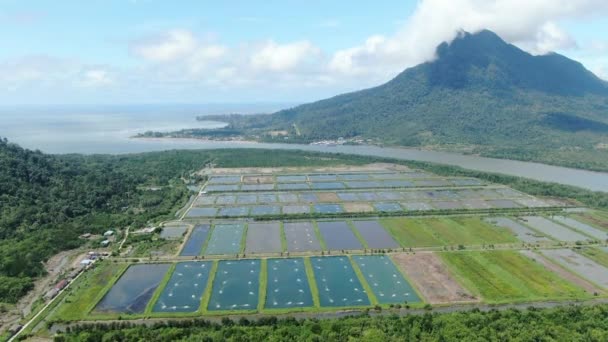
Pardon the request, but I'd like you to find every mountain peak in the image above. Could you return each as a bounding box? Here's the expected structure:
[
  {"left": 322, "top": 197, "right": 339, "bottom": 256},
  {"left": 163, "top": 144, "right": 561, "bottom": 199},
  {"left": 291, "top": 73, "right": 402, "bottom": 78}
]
[{"left": 417, "top": 29, "right": 608, "bottom": 96}]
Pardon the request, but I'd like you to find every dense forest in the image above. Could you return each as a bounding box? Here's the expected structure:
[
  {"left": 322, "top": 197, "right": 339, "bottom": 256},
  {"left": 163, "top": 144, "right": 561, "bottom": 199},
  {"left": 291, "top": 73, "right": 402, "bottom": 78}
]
[
  {"left": 0, "top": 139, "right": 367, "bottom": 303},
  {"left": 193, "top": 30, "right": 608, "bottom": 171},
  {"left": 54, "top": 304, "right": 608, "bottom": 341},
  {"left": 2, "top": 137, "right": 608, "bottom": 304}
]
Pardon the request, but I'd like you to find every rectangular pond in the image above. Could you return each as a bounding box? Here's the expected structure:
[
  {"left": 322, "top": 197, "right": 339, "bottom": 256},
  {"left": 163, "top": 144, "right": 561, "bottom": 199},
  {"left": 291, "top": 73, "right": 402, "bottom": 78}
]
[
  {"left": 551, "top": 216, "right": 608, "bottom": 241},
  {"left": 522, "top": 216, "right": 590, "bottom": 242},
  {"left": 352, "top": 220, "right": 399, "bottom": 249},
  {"left": 95, "top": 263, "right": 170, "bottom": 314},
  {"left": 180, "top": 225, "right": 210, "bottom": 256},
  {"left": 208, "top": 260, "right": 260, "bottom": 311},
  {"left": 373, "top": 202, "right": 403, "bottom": 212},
  {"left": 284, "top": 222, "right": 321, "bottom": 252},
  {"left": 317, "top": 221, "right": 363, "bottom": 250},
  {"left": 314, "top": 204, "right": 343, "bottom": 214},
  {"left": 204, "top": 224, "right": 245, "bottom": 255},
  {"left": 282, "top": 205, "right": 311, "bottom": 214},
  {"left": 540, "top": 249, "right": 608, "bottom": 288},
  {"left": 205, "top": 184, "right": 240, "bottom": 192},
  {"left": 257, "top": 194, "right": 277, "bottom": 203},
  {"left": 216, "top": 195, "right": 236, "bottom": 205},
  {"left": 218, "top": 206, "right": 250, "bottom": 217},
  {"left": 160, "top": 226, "right": 188, "bottom": 239},
  {"left": 353, "top": 255, "right": 420, "bottom": 304},
  {"left": 265, "top": 258, "right": 314, "bottom": 309},
  {"left": 250, "top": 205, "right": 281, "bottom": 216},
  {"left": 277, "top": 175, "right": 307, "bottom": 182},
  {"left": 340, "top": 174, "right": 371, "bottom": 181},
  {"left": 311, "top": 256, "right": 370, "bottom": 307},
  {"left": 236, "top": 195, "right": 258, "bottom": 204},
  {"left": 278, "top": 183, "right": 310, "bottom": 190},
  {"left": 311, "top": 182, "right": 346, "bottom": 190},
  {"left": 245, "top": 222, "right": 282, "bottom": 253},
  {"left": 152, "top": 261, "right": 212, "bottom": 313},
  {"left": 485, "top": 217, "right": 551, "bottom": 244},
  {"left": 186, "top": 208, "right": 217, "bottom": 218},
  {"left": 208, "top": 176, "right": 241, "bottom": 184}
]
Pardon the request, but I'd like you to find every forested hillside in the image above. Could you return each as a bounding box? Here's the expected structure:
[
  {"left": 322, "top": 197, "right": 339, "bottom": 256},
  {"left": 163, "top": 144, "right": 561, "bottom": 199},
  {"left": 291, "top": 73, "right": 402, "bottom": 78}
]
[
  {"left": 0, "top": 139, "right": 367, "bottom": 303},
  {"left": 207, "top": 30, "right": 608, "bottom": 171}
]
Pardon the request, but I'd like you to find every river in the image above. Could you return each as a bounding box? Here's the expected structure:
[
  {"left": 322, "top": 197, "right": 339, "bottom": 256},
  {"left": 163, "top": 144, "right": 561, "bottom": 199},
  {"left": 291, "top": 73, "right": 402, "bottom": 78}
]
[{"left": 1, "top": 105, "right": 607, "bottom": 192}]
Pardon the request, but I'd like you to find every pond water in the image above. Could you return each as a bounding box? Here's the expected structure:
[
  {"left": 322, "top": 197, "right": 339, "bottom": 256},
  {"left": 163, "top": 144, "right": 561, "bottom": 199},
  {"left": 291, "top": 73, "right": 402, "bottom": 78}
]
[
  {"left": 95, "top": 263, "right": 170, "bottom": 314},
  {"left": 352, "top": 255, "right": 420, "bottom": 304},
  {"left": 265, "top": 258, "right": 313, "bottom": 309},
  {"left": 208, "top": 259, "right": 260, "bottom": 311},
  {"left": 153, "top": 261, "right": 212, "bottom": 313},
  {"left": 311, "top": 256, "right": 370, "bottom": 307},
  {"left": 180, "top": 225, "right": 210, "bottom": 256}
]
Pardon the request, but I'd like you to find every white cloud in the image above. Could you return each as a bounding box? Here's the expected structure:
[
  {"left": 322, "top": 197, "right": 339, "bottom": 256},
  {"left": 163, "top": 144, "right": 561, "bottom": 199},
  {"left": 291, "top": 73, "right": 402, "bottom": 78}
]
[
  {"left": 79, "top": 68, "right": 113, "bottom": 87},
  {"left": 329, "top": 0, "right": 608, "bottom": 78},
  {"left": 131, "top": 29, "right": 199, "bottom": 62},
  {"left": 250, "top": 40, "right": 321, "bottom": 72},
  {"left": 3, "top": 0, "right": 608, "bottom": 103}
]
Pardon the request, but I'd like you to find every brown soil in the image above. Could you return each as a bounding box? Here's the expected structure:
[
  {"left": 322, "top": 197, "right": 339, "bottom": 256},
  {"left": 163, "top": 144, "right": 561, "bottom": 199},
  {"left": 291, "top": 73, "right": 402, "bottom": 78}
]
[
  {"left": 392, "top": 252, "right": 478, "bottom": 304},
  {"left": 342, "top": 203, "right": 374, "bottom": 213},
  {"left": 519, "top": 250, "right": 603, "bottom": 295},
  {"left": 316, "top": 192, "right": 340, "bottom": 202},
  {"left": 242, "top": 175, "right": 274, "bottom": 184},
  {"left": 576, "top": 213, "right": 608, "bottom": 230}
]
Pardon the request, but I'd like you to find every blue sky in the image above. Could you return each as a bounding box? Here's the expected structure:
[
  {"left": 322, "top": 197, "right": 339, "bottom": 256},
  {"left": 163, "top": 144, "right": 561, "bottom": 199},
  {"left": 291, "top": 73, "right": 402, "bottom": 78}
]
[{"left": 1, "top": 0, "right": 607, "bottom": 105}]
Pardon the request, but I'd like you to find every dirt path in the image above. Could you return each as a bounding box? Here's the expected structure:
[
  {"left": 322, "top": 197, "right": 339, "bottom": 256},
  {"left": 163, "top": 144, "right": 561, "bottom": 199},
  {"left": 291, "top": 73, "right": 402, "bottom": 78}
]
[
  {"left": 392, "top": 252, "right": 478, "bottom": 304},
  {"left": 0, "top": 249, "right": 84, "bottom": 339}
]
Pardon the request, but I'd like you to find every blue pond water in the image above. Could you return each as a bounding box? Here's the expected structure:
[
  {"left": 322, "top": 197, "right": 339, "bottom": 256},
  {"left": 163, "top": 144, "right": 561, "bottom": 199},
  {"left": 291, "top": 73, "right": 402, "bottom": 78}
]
[
  {"left": 208, "top": 259, "right": 260, "bottom": 311},
  {"left": 180, "top": 225, "right": 210, "bottom": 256},
  {"left": 153, "top": 261, "right": 212, "bottom": 313},
  {"left": 95, "top": 263, "right": 170, "bottom": 314},
  {"left": 265, "top": 258, "right": 313, "bottom": 309}
]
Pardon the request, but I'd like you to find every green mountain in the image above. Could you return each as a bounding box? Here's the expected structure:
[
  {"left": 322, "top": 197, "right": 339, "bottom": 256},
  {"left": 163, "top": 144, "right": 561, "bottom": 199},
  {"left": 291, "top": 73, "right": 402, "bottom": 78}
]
[{"left": 221, "top": 30, "right": 608, "bottom": 170}]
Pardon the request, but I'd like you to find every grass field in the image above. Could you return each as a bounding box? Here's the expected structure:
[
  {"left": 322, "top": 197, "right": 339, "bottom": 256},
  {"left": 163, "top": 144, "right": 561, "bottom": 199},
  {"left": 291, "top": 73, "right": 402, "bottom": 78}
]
[
  {"left": 51, "top": 261, "right": 128, "bottom": 321},
  {"left": 381, "top": 218, "right": 443, "bottom": 247},
  {"left": 439, "top": 251, "right": 590, "bottom": 303},
  {"left": 380, "top": 217, "right": 518, "bottom": 248},
  {"left": 574, "top": 211, "right": 608, "bottom": 232},
  {"left": 578, "top": 247, "right": 608, "bottom": 268}
]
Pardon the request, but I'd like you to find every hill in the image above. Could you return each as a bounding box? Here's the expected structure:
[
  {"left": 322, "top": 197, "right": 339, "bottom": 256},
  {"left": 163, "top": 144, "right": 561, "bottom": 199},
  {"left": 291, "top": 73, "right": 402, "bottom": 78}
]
[
  {"left": 207, "top": 30, "right": 608, "bottom": 171},
  {"left": 0, "top": 140, "right": 369, "bottom": 303}
]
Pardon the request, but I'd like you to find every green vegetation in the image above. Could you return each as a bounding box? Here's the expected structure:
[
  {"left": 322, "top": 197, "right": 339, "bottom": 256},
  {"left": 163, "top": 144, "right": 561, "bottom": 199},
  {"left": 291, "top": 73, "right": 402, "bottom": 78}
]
[
  {"left": 578, "top": 247, "right": 608, "bottom": 268},
  {"left": 381, "top": 218, "right": 444, "bottom": 247},
  {"left": 380, "top": 217, "right": 517, "bottom": 248},
  {"left": 145, "top": 263, "right": 176, "bottom": 315},
  {"left": 51, "top": 261, "right": 128, "bottom": 321},
  {"left": 303, "top": 257, "right": 320, "bottom": 308},
  {"left": 124, "top": 232, "right": 180, "bottom": 258},
  {"left": 348, "top": 256, "right": 378, "bottom": 305},
  {"left": 257, "top": 259, "right": 267, "bottom": 312},
  {"left": 440, "top": 251, "right": 589, "bottom": 303},
  {"left": 54, "top": 304, "right": 608, "bottom": 341},
  {"left": 0, "top": 138, "right": 367, "bottom": 303},
  {"left": 191, "top": 30, "right": 608, "bottom": 172},
  {"left": 574, "top": 211, "right": 608, "bottom": 231}
]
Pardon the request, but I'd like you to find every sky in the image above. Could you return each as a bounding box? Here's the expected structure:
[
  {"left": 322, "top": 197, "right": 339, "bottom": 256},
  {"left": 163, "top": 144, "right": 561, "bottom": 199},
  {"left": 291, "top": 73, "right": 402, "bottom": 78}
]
[{"left": 1, "top": 0, "right": 608, "bottom": 105}]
